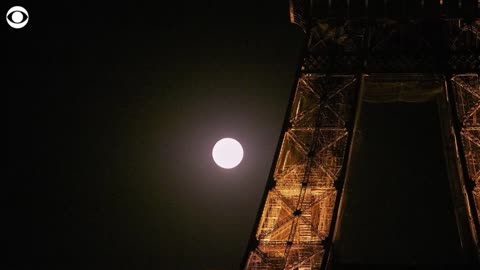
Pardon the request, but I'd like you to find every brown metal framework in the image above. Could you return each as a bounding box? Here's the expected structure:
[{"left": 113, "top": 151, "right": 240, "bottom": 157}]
[
  {"left": 450, "top": 73, "right": 480, "bottom": 254},
  {"left": 244, "top": 74, "right": 358, "bottom": 269},
  {"left": 242, "top": 1, "right": 479, "bottom": 269}
]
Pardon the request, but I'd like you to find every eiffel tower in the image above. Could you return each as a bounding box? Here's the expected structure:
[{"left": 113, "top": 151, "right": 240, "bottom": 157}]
[{"left": 241, "top": 1, "right": 479, "bottom": 269}]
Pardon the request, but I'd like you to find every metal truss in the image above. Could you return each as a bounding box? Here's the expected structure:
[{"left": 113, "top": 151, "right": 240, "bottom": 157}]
[
  {"left": 244, "top": 75, "right": 357, "bottom": 270},
  {"left": 451, "top": 74, "right": 480, "bottom": 254},
  {"left": 289, "top": 0, "right": 479, "bottom": 29},
  {"left": 303, "top": 18, "right": 479, "bottom": 73},
  {"left": 243, "top": 2, "right": 479, "bottom": 269}
]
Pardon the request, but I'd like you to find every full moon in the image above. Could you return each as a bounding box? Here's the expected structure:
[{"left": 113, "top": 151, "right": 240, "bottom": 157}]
[{"left": 212, "top": 138, "right": 244, "bottom": 169}]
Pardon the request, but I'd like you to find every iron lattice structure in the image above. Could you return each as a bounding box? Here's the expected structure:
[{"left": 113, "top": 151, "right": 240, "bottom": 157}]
[
  {"left": 452, "top": 73, "right": 480, "bottom": 241},
  {"left": 242, "top": 1, "right": 479, "bottom": 269},
  {"left": 245, "top": 75, "right": 357, "bottom": 269}
]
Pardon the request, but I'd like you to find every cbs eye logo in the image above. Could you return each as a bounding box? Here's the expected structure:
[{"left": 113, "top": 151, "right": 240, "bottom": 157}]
[{"left": 6, "top": 6, "right": 29, "bottom": 29}]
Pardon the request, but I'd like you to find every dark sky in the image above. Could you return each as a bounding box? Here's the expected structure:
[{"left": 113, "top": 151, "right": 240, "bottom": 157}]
[
  {"left": 334, "top": 100, "right": 463, "bottom": 265},
  {"left": 8, "top": 1, "right": 477, "bottom": 269},
  {"left": 6, "top": 1, "right": 304, "bottom": 269}
]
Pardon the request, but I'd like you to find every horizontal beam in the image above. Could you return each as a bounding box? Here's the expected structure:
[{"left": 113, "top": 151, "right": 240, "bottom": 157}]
[{"left": 290, "top": 0, "right": 479, "bottom": 26}]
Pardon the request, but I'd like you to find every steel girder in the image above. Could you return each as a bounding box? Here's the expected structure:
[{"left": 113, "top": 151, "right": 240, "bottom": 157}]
[{"left": 244, "top": 75, "right": 357, "bottom": 270}]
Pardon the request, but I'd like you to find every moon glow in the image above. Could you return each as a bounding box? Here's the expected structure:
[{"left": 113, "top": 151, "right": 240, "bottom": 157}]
[{"left": 212, "top": 138, "right": 244, "bottom": 169}]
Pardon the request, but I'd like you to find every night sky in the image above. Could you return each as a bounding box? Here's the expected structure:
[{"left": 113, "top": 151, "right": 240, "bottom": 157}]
[
  {"left": 7, "top": 1, "right": 475, "bottom": 269},
  {"left": 334, "top": 100, "right": 463, "bottom": 265},
  {"left": 6, "top": 1, "right": 304, "bottom": 269}
]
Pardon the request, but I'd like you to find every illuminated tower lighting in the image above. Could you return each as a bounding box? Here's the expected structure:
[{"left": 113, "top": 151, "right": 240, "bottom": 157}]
[{"left": 241, "top": 1, "right": 480, "bottom": 269}]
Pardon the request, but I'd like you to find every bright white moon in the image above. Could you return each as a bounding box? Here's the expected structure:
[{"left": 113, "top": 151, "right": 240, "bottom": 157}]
[{"left": 212, "top": 138, "right": 244, "bottom": 169}]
